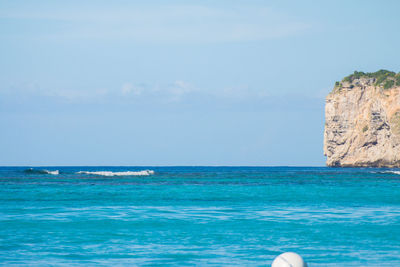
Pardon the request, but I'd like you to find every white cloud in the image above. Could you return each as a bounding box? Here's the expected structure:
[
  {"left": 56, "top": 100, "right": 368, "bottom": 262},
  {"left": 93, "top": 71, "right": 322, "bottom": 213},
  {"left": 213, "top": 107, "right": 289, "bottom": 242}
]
[
  {"left": 170, "top": 80, "right": 193, "bottom": 95},
  {"left": 119, "top": 80, "right": 196, "bottom": 102},
  {"left": 212, "top": 85, "right": 271, "bottom": 100},
  {"left": 162, "top": 80, "right": 194, "bottom": 102},
  {"left": 50, "top": 88, "right": 108, "bottom": 101},
  {"left": 1, "top": 79, "right": 273, "bottom": 105},
  {"left": 121, "top": 83, "right": 143, "bottom": 96}
]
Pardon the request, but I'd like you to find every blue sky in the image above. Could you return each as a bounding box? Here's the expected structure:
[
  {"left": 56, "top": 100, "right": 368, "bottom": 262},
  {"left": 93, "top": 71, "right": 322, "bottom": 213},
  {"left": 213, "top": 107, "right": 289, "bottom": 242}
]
[{"left": 1, "top": 0, "right": 400, "bottom": 166}]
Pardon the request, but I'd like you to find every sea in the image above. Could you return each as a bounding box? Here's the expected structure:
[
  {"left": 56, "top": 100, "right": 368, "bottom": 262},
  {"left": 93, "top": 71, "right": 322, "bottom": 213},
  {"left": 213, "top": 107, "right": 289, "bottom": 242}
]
[{"left": 0, "top": 166, "right": 399, "bottom": 266}]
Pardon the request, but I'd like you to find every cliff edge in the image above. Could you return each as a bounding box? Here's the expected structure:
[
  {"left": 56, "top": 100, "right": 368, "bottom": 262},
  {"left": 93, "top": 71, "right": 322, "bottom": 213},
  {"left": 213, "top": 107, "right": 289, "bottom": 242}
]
[{"left": 324, "top": 70, "right": 400, "bottom": 167}]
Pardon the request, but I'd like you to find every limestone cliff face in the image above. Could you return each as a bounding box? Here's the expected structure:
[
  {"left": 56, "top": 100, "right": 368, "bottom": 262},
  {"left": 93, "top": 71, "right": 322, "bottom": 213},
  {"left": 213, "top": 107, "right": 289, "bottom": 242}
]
[{"left": 324, "top": 71, "right": 400, "bottom": 167}]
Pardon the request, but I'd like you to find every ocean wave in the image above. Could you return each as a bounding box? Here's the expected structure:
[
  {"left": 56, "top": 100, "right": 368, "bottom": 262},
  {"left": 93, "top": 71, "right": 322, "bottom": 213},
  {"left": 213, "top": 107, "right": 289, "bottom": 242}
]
[
  {"left": 77, "top": 170, "right": 155, "bottom": 176},
  {"left": 24, "top": 168, "right": 59, "bottom": 175},
  {"left": 382, "top": 170, "right": 400, "bottom": 175}
]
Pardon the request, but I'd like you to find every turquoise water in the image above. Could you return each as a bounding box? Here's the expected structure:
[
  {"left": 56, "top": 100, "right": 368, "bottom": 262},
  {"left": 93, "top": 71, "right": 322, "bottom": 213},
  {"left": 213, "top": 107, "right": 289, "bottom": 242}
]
[{"left": 0, "top": 167, "right": 399, "bottom": 266}]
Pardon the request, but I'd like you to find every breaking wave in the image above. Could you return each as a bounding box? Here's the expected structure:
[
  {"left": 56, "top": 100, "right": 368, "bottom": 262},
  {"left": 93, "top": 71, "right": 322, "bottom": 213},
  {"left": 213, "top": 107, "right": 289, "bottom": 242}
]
[
  {"left": 24, "top": 168, "right": 59, "bottom": 175},
  {"left": 77, "top": 170, "right": 155, "bottom": 176},
  {"left": 382, "top": 170, "right": 400, "bottom": 175}
]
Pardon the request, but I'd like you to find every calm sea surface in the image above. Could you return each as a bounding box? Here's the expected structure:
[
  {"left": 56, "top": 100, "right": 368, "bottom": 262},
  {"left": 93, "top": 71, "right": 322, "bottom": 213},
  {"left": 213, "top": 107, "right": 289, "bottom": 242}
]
[{"left": 0, "top": 167, "right": 399, "bottom": 266}]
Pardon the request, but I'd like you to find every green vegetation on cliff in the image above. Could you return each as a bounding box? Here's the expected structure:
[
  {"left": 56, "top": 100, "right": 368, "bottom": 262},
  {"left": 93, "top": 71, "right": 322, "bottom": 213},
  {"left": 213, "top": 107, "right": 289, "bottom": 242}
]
[{"left": 334, "top": 69, "right": 400, "bottom": 91}]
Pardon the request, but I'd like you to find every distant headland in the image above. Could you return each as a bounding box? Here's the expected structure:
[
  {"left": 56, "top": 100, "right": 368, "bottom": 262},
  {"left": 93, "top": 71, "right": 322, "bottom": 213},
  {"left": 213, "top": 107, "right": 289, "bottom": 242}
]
[{"left": 324, "top": 70, "right": 400, "bottom": 167}]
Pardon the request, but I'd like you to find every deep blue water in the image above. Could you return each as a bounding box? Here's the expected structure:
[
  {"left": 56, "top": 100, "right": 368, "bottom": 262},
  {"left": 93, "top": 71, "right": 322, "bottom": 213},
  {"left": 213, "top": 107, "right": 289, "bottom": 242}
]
[{"left": 0, "top": 166, "right": 399, "bottom": 266}]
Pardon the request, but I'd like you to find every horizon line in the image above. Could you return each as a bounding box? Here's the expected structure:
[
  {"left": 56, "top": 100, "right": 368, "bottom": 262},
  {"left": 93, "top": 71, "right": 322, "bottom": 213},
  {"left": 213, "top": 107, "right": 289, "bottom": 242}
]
[{"left": 0, "top": 165, "right": 327, "bottom": 167}]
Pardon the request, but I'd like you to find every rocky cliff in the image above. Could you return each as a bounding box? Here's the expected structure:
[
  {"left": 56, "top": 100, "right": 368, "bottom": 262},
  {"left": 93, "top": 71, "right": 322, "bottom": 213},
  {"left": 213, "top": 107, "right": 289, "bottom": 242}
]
[{"left": 324, "top": 70, "right": 400, "bottom": 167}]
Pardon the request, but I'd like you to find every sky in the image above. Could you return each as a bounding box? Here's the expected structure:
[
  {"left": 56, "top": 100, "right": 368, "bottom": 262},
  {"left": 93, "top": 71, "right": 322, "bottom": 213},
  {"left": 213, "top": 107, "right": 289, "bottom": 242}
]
[{"left": 1, "top": 0, "right": 400, "bottom": 166}]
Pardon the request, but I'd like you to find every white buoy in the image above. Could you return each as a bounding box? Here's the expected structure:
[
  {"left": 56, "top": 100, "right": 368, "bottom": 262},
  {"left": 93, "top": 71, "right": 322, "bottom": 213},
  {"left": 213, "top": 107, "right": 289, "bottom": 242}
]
[{"left": 271, "top": 252, "right": 307, "bottom": 267}]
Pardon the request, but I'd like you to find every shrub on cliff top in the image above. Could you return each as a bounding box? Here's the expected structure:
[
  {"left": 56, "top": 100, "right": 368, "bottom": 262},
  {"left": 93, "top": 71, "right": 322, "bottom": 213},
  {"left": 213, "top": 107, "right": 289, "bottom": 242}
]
[
  {"left": 343, "top": 71, "right": 366, "bottom": 82},
  {"left": 333, "top": 70, "right": 399, "bottom": 93},
  {"left": 335, "top": 70, "right": 400, "bottom": 89},
  {"left": 343, "top": 70, "right": 400, "bottom": 85},
  {"left": 395, "top": 73, "right": 400, "bottom": 86},
  {"left": 384, "top": 80, "right": 395, "bottom": 89}
]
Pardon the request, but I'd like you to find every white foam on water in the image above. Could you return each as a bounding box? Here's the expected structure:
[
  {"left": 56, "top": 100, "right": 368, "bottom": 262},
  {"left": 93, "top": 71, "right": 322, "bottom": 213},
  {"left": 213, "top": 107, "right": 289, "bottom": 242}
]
[
  {"left": 77, "top": 170, "right": 155, "bottom": 176},
  {"left": 44, "top": 170, "right": 59, "bottom": 175},
  {"left": 383, "top": 170, "right": 400, "bottom": 175}
]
